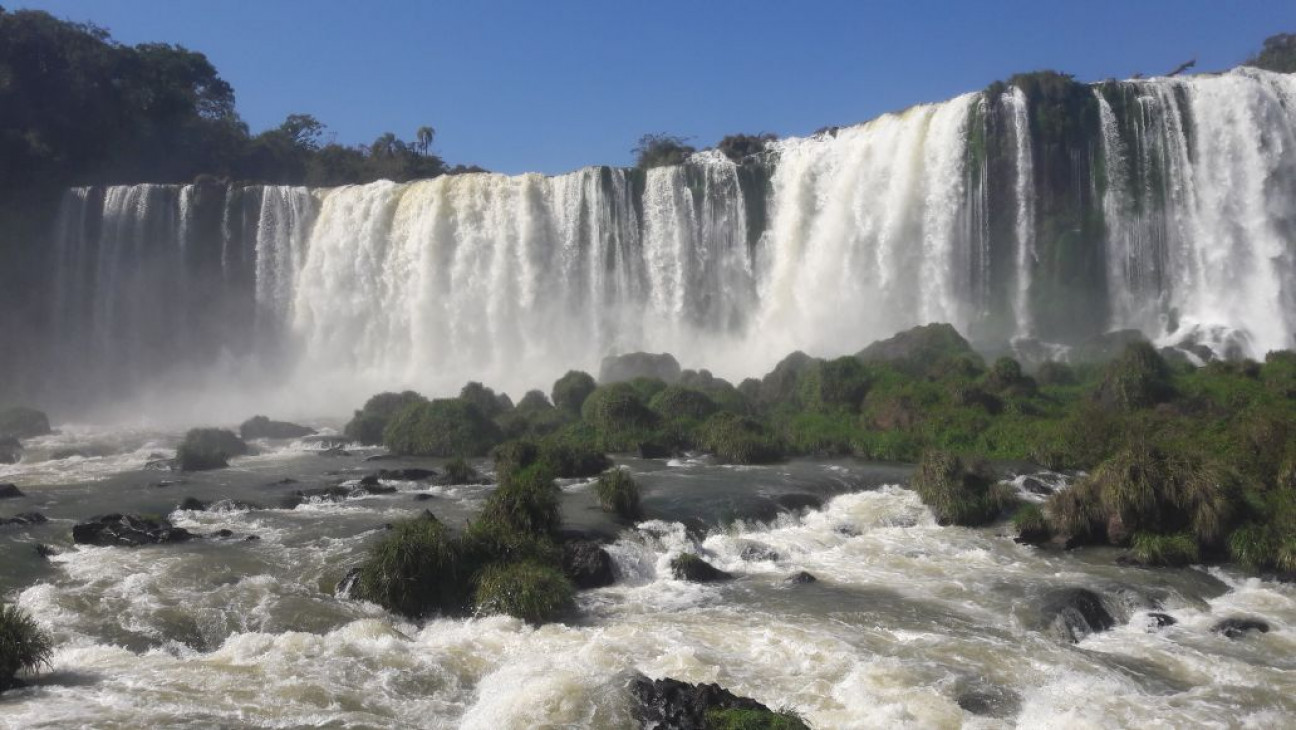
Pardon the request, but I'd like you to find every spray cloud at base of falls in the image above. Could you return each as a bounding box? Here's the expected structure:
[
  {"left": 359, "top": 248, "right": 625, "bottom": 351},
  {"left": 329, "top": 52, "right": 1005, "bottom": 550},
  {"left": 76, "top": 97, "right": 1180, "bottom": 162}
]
[{"left": 38, "top": 67, "right": 1296, "bottom": 417}]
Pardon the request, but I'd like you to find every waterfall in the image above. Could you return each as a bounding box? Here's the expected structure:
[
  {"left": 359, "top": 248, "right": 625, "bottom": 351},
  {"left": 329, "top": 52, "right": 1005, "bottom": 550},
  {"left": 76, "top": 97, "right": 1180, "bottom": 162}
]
[{"left": 39, "top": 68, "right": 1296, "bottom": 410}]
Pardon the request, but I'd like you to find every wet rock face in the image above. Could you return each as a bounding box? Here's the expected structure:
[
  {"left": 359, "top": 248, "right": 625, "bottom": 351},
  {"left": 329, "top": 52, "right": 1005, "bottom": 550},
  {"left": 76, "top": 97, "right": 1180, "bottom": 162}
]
[
  {"left": 599, "top": 352, "right": 682, "bottom": 385},
  {"left": 238, "top": 416, "right": 316, "bottom": 440},
  {"left": 72, "top": 514, "right": 195, "bottom": 547},
  {"left": 629, "top": 675, "right": 798, "bottom": 730},
  {"left": 561, "top": 540, "right": 615, "bottom": 589},
  {"left": 670, "top": 553, "right": 733, "bottom": 583},
  {"left": 0, "top": 437, "right": 21, "bottom": 464},
  {"left": 0, "top": 512, "right": 45, "bottom": 527},
  {"left": 0, "top": 483, "right": 24, "bottom": 499},
  {"left": 1212, "top": 617, "right": 1270, "bottom": 639},
  {"left": 1040, "top": 587, "right": 1115, "bottom": 643},
  {"left": 787, "top": 571, "right": 817, "bottom": 585}
]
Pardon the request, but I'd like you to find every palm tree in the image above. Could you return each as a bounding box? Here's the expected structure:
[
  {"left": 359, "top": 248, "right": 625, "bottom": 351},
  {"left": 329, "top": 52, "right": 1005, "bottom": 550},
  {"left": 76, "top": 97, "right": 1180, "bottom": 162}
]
[{"left": 415, "top": 126, "right": 435, "bottom": 157}]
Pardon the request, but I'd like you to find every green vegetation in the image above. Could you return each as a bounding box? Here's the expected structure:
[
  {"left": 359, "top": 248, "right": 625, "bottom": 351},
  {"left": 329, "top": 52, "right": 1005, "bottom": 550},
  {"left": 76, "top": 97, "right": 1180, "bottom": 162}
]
[
  {"left": 175, "top": 428, "right": 249, "bottom": 471},
  {"left": 1246, "top": 32, "right": 1296, "bottom": 73},
  {"left": 344, "top": 391, "right": 428, "bottom": 445},
  {"left": 704, "top": 708, "right": 811, "bottom": 730},
  {"left": 441, "top": 457, "right": 479, "bottom": 485},
  {"left": 0, "top": 604, "right": 53, "bottom": 691},
  {"left": 633, "top": 133, "right": 696, "bottom": 169},
  {"left": 911, "top": 451, "right": 1012, "bottom": 526},
  {"left": 473, "top": 561, "right": 575, "bottom": 624},
  {"left": 699, "top": 413, "right": 784, "bottom": 464},
  {"left": 382, "top": 398, "right": 502, "bottom": 457},
  {"left": 552, "top": 370, "right": 598, "bottom": 418},
  {"left": 353, "top": 515, "right": 469, "bottom": 618},
  {"left": 594, "top": 468, "right": 642, "bottom": 521},
  {"left": 715, "top": 133, "right": 778, "bottom": 163},
  {"left": 0, "top": 407, "right": 50, "bottom": 439}
]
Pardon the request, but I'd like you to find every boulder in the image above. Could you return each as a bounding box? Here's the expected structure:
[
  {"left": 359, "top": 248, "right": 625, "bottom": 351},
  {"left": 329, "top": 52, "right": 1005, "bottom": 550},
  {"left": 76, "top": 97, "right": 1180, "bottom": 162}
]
[
  {"left": 738, "top": 542, "right": 780, "bottom": 562},
  {"left": 855, "top": 323, "right": 981, "bottom": 377},
  {"left": 0, "top": 436, "right": 23, "bottom": 464},
  {"left": 0, "top": 406, "right": 51, "bottom": 439},
  {"left": 336, "top": 567, "right": 362, "bottom": 598},
  {"left": 0, "top": 483, "right": 23, "bottom": 499},
  {"left": 208, "top": 499, "right": 261, "bottom": 512},
  {"left": 670, "top": 553, "right": 732, "bottom": 583},
  {"left": 376, "top": 468, "right": 437, "bottom": 482},
  {"left": 628, "top": 675, "right": 806, "bottom": 730},
  {"left": 1212, "top": 617, "right": 1270, "bottom": 639},
  {"left": 176, "top": 428, "right": 250, "bottom": 471},
  {"left": 561, "top": 540, "right": 616, "bottom": 589},
  {"left": 238, "top": 415, "right": 316, "bottom": 440},
  {"left": 0, "top": 512, "right": 46, "bottom": 527},
  {"left": 599, "top": 352, "right": 682, "bottom": 385},
  {"left": 787, "top": 571, "right": 817, "bottom": 585},
  {"left": 72, "top": 514, "right": 195, "bottom": 547},
  {"left": 1040, "top": 588, "right": 1115, "bottom": 643},
  {"left": 775, "top": 493, "right": 822, "bottom": 512},
  {"left": 1147, "top": 612, "right": 1178, "bottom": 629}
]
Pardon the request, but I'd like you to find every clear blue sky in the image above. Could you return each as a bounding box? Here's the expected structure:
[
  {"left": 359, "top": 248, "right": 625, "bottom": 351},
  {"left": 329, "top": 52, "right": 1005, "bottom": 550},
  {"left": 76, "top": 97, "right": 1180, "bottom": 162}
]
[{"left": 12, "top": 1, "right": 1296, "bottom": 175}]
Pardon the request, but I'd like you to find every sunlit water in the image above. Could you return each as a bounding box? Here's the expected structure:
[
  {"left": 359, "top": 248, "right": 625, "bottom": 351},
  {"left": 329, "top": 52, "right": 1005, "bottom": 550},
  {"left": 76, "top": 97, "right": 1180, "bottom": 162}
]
[{"left": 2, "top": 426, "right": 1293, "bottom": 728}]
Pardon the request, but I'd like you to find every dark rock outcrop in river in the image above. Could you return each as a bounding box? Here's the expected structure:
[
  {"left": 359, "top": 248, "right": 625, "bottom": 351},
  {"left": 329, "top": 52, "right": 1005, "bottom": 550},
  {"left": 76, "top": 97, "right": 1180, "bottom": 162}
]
[
  {"left": 0, "top": 512, "right": 45, "bottom": 527},
  {"left": 1212, "top": 617, "right": 1270, "bottom": 638},
  {"left": 1039, "top": 587, "right": 1115, "bottom": 643},
  {"left": 670, "top": 553, "right": 733, "bottom": 583},
  {"left": 72, "top": 514, "right": 195, "bottom": 547},
  {"left": 0, "top": 483, "right": 24, "bottom": 499},
  {"left": 238, "top": 415, "right": 316, "bottom": 440},
  {"left": 561, "top": 540, "right": 615, "bottom": 589},
  {"left": 0, "top": 406, "right": 51, "bottom": 440},
  {"left": 0, "top": 437, "right": 22, "bottom": 464},
  {"left": 629, "top": 675, "right": 807, "bottom": 730},
  {"left": 176, "top": 428, "right": 250, "bottom": 471}
]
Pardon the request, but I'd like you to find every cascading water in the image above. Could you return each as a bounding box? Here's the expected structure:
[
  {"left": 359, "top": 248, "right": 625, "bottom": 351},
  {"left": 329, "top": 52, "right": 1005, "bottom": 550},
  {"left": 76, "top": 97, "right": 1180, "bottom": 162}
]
[{"left": 39, "top": 68, "right": 1296, "bottom": 413}]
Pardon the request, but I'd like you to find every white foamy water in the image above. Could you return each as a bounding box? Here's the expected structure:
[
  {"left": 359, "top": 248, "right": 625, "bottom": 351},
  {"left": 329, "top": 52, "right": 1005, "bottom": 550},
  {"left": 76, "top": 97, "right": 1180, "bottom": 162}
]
[{"left": 4, "top": 466, "right": 1293, "bottom": 728}]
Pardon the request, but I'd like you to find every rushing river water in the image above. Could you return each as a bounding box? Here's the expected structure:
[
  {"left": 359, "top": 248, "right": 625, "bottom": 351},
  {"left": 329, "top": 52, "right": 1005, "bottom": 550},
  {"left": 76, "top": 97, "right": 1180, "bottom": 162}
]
[{"left": 1, "top": 425, "right": 1294, "bottom": 729}]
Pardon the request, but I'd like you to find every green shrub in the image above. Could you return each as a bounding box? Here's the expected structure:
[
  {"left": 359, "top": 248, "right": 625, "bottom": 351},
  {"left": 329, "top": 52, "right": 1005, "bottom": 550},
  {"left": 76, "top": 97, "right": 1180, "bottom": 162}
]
[
  {"left": 344, "top": 391, "right": 427, "bottom": 445},
  {"left": 459, "top": 382, "right": 510, "bottom": 419},
  {"left": 515, "top": 390, "right": 555, "bottom": 415},
  {"left": 1012, "top": 503, "right": 1050, "bottom": 541},
  {"left": 796, "top": 356, "right": 872, "bottom": 413},
  {"left": 581, "top": 383, "right": 659, "bottom": 450},
  {"left": 1131, "top": 532, "right": 1200, "bottom": 567},
  {"left": 704, "top": 708, "right": 810, "bottom": 730},
  {"left": 0, "top": 407, "right": 51, "bottom": 439},
  {"left": 699, "top": 413, "right": 784, "bottom": 464},
  {"left": 648, "top": 385, "right": 719, "bottom": 422},
  {"left": 594, "top": 468, "right": 642, "bottom": 521},
  {"left": 476, "top": 465, "right": 562, "bottom": 538},
  {"left": 855, "top": 323, "right": 983, "bottom": 378},
  {"left": 383, "top": 399, "right": 502, "bottom": 457},
  {"left": 552, "top": 370, "right": 597, "bottom": 416},
  {"left": 442, "top": 457, "right": 479, "bottom": 485},
  {"left": 353, "top": 516, "right": 468, "bottom": 619},
  {"left": 1094, "top": 342, "right": 1174, "bottom": 411},
  {"left": 779, "top": 412, "right": 857, "bottom": 456},
  {"left": 176, "top": 428, "right": 249, "bottom": 471},
  {"left": 910, "top": 450, "right": 1006, "bottom": 526},
  {"left": 493, "top": 433, "right": 611, "bottom": 479},
  {"left": 0, "top": 604, "right": 52, "bottom": 691},
  {"left": 473, "top": 561, "right": 574, "bottom": 624},
  {"left": 1036, "top": 360, "right": 1076, "bottom": 386}
]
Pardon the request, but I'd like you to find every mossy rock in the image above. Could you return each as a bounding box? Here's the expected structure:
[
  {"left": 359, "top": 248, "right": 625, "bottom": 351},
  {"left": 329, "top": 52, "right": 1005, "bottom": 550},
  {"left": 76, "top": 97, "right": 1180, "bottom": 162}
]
[
  {"left": 382, "top": 399, "right": 502, "bottom": 457},
  {"left": 552, "top": 370, "right": 597, "bottom": 417},
  {"left": 1094, "top": 342, "right": 1174, "bottom": 411},
  {"left": 911, "top": 450, "right": 1009, "bottom": 526},
  {"left": 648, "top": 385, "right": 719, "bottom": 422},
  {"left": 353, "top": 514, "right": 468, "bottom": 619},
  {"left": 0, "top": 603, "right": 52, "bottom": 691},
  {"left": 594, "top": 468, "right": 642, "bottom": 521},
  {"left": 344, "top": 391, "right": 428, "bottom": 445},
  {"left": 1012, "top": 503, "right": 1051, "bottom": 544},
  {"left": 176, "top": 428, "right": 249, "bottom": 471},
  {"left": 856, "top": 323, "right": 983, "bottom": 378},
  {"left": 581, "top": 382, "right": 659, "bottom": 450},
  {"left": 476, "top": 465, "right": 562, "bottom": 538},
  {"left": 1131, "top": 531, "right": 1200, "bottom": 567},
  {"left": 796, "top": 356, "right": 872, "bottom": 413},
  {"left": 705, "top": 708, "right": 810, "bottom": 730},
  {"left": 459, "top": 382, "right": 510, "bottom": 419},
  {"left": 699, "top": 413, "right": 784, "bottom": 464},
  {"left": 0, "top": 407, "right": 50, "bottom": 440},
  {"left": 473, "top": 560, "right": 574, "bottom": 624},
  {"left": 598, "top": 351, "right": 681, "bottom": 385},
  {"left": 238, "top": 415, "right": 314, "bottom": 440}
]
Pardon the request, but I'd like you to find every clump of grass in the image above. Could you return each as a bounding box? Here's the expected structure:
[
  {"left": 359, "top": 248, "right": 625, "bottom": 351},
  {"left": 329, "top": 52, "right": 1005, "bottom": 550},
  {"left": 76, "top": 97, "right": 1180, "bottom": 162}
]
[
  {"left": 910, "top": 450, "right": 1008, "bottom": 526},
  {"left": 473, "top": 561, "right": 574, "bottom": 624},
  {"left": 594, "top": 468, "right": 642, "bottom": 521},
  {"left": 704, "top": 707, "right": 811, "bottom": 730},
  {"left": 0, "top": 604, "right": 52, "bottom": 691},
  {"left": 352, "top": 515, "right": 468, "bottom": 619},
  {"left": 476, "top": 465, "right": 562, "bottom": 538},
  {"left": 699, "top": 413, "right": 784, "bottom": 464},
  {"left": 1131, "top": 532, "right": 1200, "bottom": 567},
  {"left": 441, "top": 457, "right": 479, "bottom": 485},
  {"left": 1011, "top": 503, "right": 1051, "bottom": 543}
]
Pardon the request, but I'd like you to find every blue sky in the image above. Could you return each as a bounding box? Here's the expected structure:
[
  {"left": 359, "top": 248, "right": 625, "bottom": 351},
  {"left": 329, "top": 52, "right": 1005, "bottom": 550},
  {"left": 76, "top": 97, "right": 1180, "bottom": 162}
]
[{"left": 12, "top": 1, "right": 1296, "bottom": 175}]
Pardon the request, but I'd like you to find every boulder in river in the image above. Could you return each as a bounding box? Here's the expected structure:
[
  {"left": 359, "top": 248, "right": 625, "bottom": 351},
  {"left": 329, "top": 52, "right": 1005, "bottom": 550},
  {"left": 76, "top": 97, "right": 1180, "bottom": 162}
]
[
  {"left": 0, "top": 512, "right": 46, "bottom": 527},
  {"left": 176, "top": 428, "right": 250, "bottom": 471},
  {"left": 0, "top": 483, "right": 24, "bottom": 499},
  {"left": 238, "top": 415, "right": 316, "bottom": 440},
  {"left": 72, "top": 514, "right": 195, "bottom": 547},
  {"left": 628, "top": 675, "right": 808, "bottom": 730},
  {"left": 0, "top": 406, "right": 51, "bottom": 439},
  {"left": 0, "top": 436, "right": 22, "bottom": 464},
  {"left": 561, "top": 540, "right": 615, "bottom": 589},
  {"left": 1039, "top": 587, "right": 1115, "bottom": 643},
  {"left": 670, "top": 552, "right": 733, "bottom": 583},
  {"left": 599, "top": 351, "right": 682, "bottom": 384},
  {"left": 787, "top": 571, "right": 817, "bottom": 585},
  {"left": 1212, "top": 617, "right": 1270, "bottom": 639},
  {"left": 376, "top": 468, "right": 437, "bottom": 482}
]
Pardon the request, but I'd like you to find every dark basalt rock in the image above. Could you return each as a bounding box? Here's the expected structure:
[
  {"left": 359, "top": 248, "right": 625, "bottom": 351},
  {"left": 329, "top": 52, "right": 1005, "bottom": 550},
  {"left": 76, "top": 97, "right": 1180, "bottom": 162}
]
[
  {"left": 178, "top": 497, "right": 207, "bottom": 511},
  {"left": 956, "top": 685, "right": 1022, "bottom": 719},
  {"left": 376, "top": 468, "right": 437, "bottom": 482},
  {"left": 561, "top": 540, "right": 616, "bottom": 589},
  {"left": 34, "top": 543, "right": 58, "bottom": 559},
  {"left": 336, "top": 567, "right": 362, "bottom": 598},
  {"left": 412, "top": 493, "right": 434, "bottom": 502},
  {"left": 0, "top": 483, "right": 24, "bottom": 499},
  {"left": 238, "top": 415, "right": 316, "bottom": 440},
  {"left": 787, "top": 571, "right": 817, "bottom": 584},
  {"left": 629, "top": 675, "right": 802, "bottom": 730},
  {"left": 1040, "top": 588, "right": 1115, "bottom": 643},
  {"left": 0, "top": 436, "right": 23, "bottom": 464},
  {"left": 1147, "top": 612, "right": 1178, "bottom": 628},
  {"left": 144, "top": 458, "right": 177, "bottom": 471},
  {"left": 0, "top": 406, "right": 51, "bottom": 439},
  {"left": 72, "top": 513, "right": 195, "bottom": 547},
  {"left": 1212, "top": 617, "right": 1270, "bottom": 639},
  {"left": 149, "top": 479, "right": 182, "bottom": 488},
  {"left": 176, "top": 428, "right": 250, "bottom": 472},
  {"left": 1, "top": 512, "right": 46, "bottom": 527},
  {"left": 208, "top": 499, "right": 261, "bottom": 512},
  {"left": 1020, "top": 476, "right": 1053, "bottom": 496},
  {"left": 599, "top": 351, "right": 682, "bottom": 385},
  {"left": 670, "top": 553, "right": 733, "bottom": 583}
]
